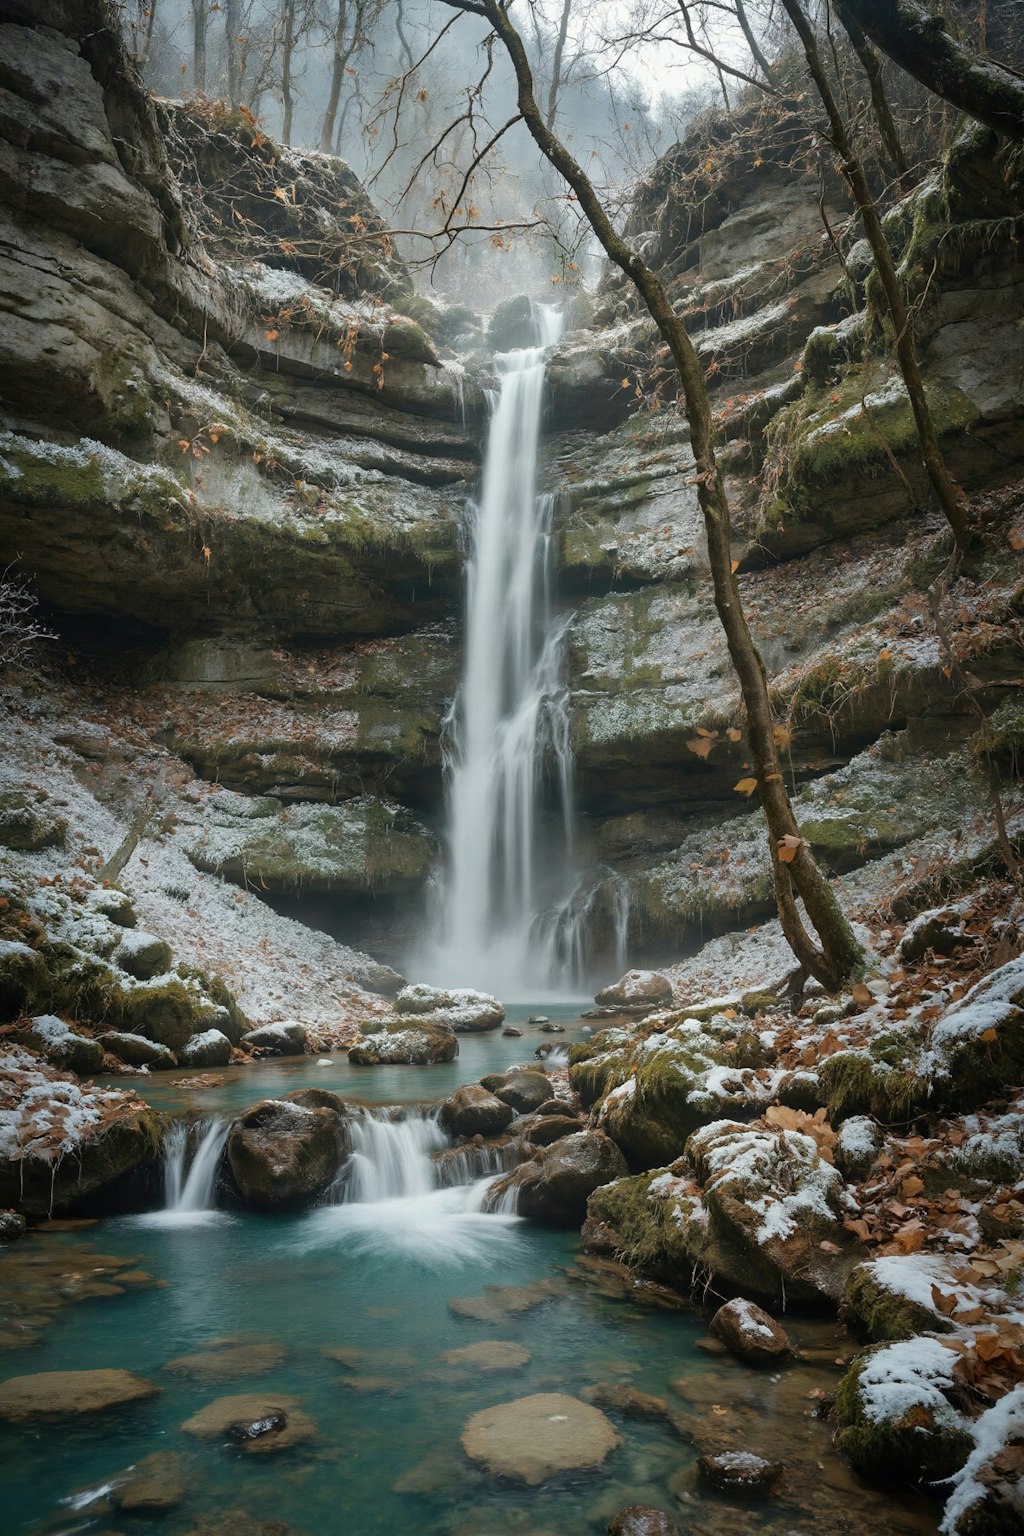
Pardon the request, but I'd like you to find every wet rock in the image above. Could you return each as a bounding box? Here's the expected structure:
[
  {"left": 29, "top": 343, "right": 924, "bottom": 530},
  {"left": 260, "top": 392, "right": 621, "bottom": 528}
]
[
  {"left": 241, "top": 1021, "right": 308, "bottom": 1057},
  {"left": 110, "top": 1451, "right": 186, "bottom": 1513},
  {"left": 528, "top": 1015, "right": 549, "bottom": 1025},
  {"left": 595, "top": 970, "right": 673, "bottom": 1012},
  {"left": 520, "top": 1114, "right": 582, "bottom": 1147},
  {"left": 395, "top": 984, "right": 504, "bottom": 1033},
  {"left": 486, "top": 1069, "right": 553, "bottom": 1113},
  {"left": 353, "top": 960, "right": 405, "bottom": 997},
  {"left": 98, "top": 1031, "right": 177, "bottom": 1069},
  {"left": 834, "top": 1115, "right": 882, "bottom": 1181},
  {"left": 348, "top": 1020, "right": 457, "bottom": 1065},
  {"left": 181, "top": 1392, "right": 315, "bottom": 1454},
  {"left": 461, "top": 1391, "right": 620, "bottom": 1484},
  {"left": 449, "top": 1279, "right": 560, "bottom": 1323},
  {"left": 13, "top": 1014, "right": 104, "bottom": 1076},
  {"left": 0, "top": 939, "right": 47, "bottom": 1020},
  {"left": 0, "top": 1368, "right": 159, "bottom": 1421},
  {"left": 440, "top": 1084, "right": 514, "bottom": 1138},
  {"left": 487, "top": 293, "right": 540, "bottom": 351},
  {"left": 112, "top": 931, "right": 172, "bottom": 980},
  {"left": 166, "top": 1341, "right": 286, "bottom": 1380},
  {"left": 540, "top": 1022, "right": 565, "bottom": 1033},
  {"left": 608, "top": 1507, "right": 679, "bottom": 1536},
  {"left": 226, "top": 1098, "right": 347, "bottom": 1210},
  {"left": 697, "top": 1450, "right": 784, "bottom": 1494},
  {"left": 709, "top": 1298, "right": 792, "bottom": 1366},
  {"left": 441, "top": 1341, "right": 531, "bottom": 1371},
  {"left": 179, "top": 1029, "right": 233, "bottom": 1067},
  {"left": 581, "top": 1381, "right": 684, "bottom": 1432},
  {"left": 0, "top": 1211, "right": 26, "bottom": 1241},
  {"left": 501, "top": 1130, "right": 629, "bottom": 1226},
  {"left": 502, "top": 1026, "right": 522, "bottom": 1037},
  {"left": 842, "top": 1256, "right": 959, "bottom": 1343}
]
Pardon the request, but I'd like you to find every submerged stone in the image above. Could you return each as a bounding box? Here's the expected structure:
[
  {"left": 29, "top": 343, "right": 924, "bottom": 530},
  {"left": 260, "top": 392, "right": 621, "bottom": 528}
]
[
  {"left": 697, "top": 1449, "right": 784, "bottom": 1493},
  {"left": 461, "top": 1391, "right": 620, "bottom": 1484},
  {"left": 166, "top": 1341, "right": 287, "bottom": 1379},
  {"left": 0, "top": 1368, "right": 159, "bottom": 1421},
  {"left": 608, "top": 1508, "right": 679, "bottom": 1536},
  {"left": 441, "top": 1341, "right": 531, "bottom": 1372},
  {"left": 110, "top": 1451, "right": 186, "bottom": 1513},
  {"left": 181, "top": 1392, "right": 315, "bottom": 1453}
]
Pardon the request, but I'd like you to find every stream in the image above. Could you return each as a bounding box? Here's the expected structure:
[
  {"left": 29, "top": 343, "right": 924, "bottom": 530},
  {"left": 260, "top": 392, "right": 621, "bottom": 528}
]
[{"left": 3, "top": 1020, "right": 940, "bottom": 1536}]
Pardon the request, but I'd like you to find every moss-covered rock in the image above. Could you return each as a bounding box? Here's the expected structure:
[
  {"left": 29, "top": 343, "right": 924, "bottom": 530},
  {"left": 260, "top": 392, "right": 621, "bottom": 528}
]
[
  {"left": 491, "top": 1131, "right": 628, "bottom": 1227},
  {"left": 583, "top": 1162, "right": 710, "bottom": 1277},
  {"left": 0, "top": 791, "right": 66, "bottom": 852},
  {"left": 600, "top": 1024, "right": 724, "bottom": 1171},
  {"left": 843, "top": 1258, "right": 958, "bottom": 1344},
  {"left": 13, "top": 1015, "right": 104, "bottom": 1076},
  {"left": 924, "top": 956, "right": 1024, "bottom": 1110},
  {"left": 834, "top": 1337, "right": 972, "bottom": 1486},
  {"left": 0, "top": 938, "right": 47, "bottom": 1020},
  {"left": 348, "top": 1021, "right": 457, "bottom": 1065}
]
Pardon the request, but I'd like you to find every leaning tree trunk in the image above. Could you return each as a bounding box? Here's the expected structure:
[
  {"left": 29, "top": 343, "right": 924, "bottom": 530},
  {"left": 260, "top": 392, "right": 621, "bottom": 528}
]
[
  {"left": 834, "top": 0, "right": 911, "bottom": 179},
  {"left": 192, "top": 0, "right": 208, "bottom": 93},
  {"left": 836, "top": 0, "right": 1024, "bottom": 138},
  {"left": 320, "top": 0, "right": 349, "bottom": 152},
  {"left": 781, "top": 0, "right": 972, "bottom": 554},
  {"left": 445, "top": 0, "right": 865, "bottom": 990}
]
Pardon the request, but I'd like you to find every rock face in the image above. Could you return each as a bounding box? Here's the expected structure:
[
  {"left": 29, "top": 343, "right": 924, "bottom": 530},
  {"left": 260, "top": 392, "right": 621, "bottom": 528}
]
[
  {"left": 461, "top": 1392, "right": 620, "bottom": 1484},
  {"left": 226, "top": 1098, "right": 348, "bottom": 1210},
  {"left": 0, "top": 1368, "right": 159, "bottom": 1421}
]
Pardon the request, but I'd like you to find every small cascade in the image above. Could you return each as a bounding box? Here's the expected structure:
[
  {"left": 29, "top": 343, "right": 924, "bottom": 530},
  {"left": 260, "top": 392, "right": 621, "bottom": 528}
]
[
  {"left": 303, "top": 1106, "right": 522, "bottom": 1267},
  {"left": 549, "top": 870, "right": 633, "bottom": 986},
  {"left": 134, "top": 1119, "right": 229, "bottom": 1228},
  {"left": 425, "top": 303, "right": 582, "bottom": 997}
]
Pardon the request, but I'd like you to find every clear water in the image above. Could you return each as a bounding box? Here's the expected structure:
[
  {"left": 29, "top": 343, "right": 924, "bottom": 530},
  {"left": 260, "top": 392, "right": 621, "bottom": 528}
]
[
  {"left": 97, "top": 1002, "right": 590, "bottom": 1118},
  {"left": 4, "top": 1009, "right": 939, "bottom": 1536}
]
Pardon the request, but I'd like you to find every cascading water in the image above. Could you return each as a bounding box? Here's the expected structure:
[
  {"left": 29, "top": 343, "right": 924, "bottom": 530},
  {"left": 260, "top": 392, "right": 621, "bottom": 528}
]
[
  {"left": 425, "top": 303, "right": 580, "bottom": 997},
  {"left": 302, "top": 1107, "right": 522, "bottom": 1266},
  {"left": 134, "top": 1118, "right": 229, "bottom": 1227}
]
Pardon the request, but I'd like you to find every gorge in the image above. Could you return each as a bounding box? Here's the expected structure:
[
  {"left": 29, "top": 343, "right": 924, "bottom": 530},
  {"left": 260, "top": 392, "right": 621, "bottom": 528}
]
[{"left": 1, "top": 2, "right": 1024, "bottom": 1534}]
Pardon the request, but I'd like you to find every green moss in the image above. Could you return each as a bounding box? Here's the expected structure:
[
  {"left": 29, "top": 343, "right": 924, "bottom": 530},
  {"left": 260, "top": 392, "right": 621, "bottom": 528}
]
[
  {"left": 821, "top": 1051, "right": 921, "bottom": 1123},
  {"left": 843, "top": 1265, "right": 954, "bottom": 1344},
  {"left": 834, "top": 1348, "right": 972, "bottom": 1486},
  {"left": 985, "top": 696, "right": 1024, "bottom": 773},
  {"left": 586, "top": 1165, "right": 706, "bottom": 1275}
]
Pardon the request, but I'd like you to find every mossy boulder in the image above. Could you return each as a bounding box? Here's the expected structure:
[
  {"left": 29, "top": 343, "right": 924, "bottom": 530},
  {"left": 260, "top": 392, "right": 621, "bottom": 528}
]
[
  {"left": 686, "top": 1120, "right": 860, "bottom": 1306},
  {"left": 0, "top": 791, "right": 66, "bottom": 852},
  {"left": 440, "top": 1085, "right": 514, "bottom": 1138},
  {"left": 583, "top": 1162, "right": 711, "bottom": 1277},
  {"left": 843, "top": 1258, "right": 957, "bottom": 1344},
  {"left": 112, "top": 931, "right": 173, "bottom": 981},
  {"left": 599, "top": 1021, "right": 735, "bottom": 1171},
  {"left": 178, "top": 1029, "right": 233, "bottom": 1068},
  {"left": 0, "top": 939, "right": 47, "bottom": 1020},
  {"left": 348, "top": 1021, "right": 457, "bottom": 1065},
  {"left": 925, "top": 956, "right": 1024, "bottom": 1110},
  {"left": 226, "top": 1099, "right": 348, "bottom": 1210},
  {"left": 98, "top": 1031, "right": 177, "bottom": 1069},
  {"left": 834, "top": 1337, "right": 972, "bottom": 1486},
  {"left": 483, "top": 1070, "right": 553, "bottom": 1114},
  {"left": 13, "top": 1014, "right": 104, "bottom": 1076},
  {"left": 820, "top": 1050, "right": 921, "bottom": 1124},
  {"left": 242, "top": 1022, "right": 308, "bottom": 1057},
  {"left": 396, "top": 985, "right": 504, "bottom": 1033},
  {"left": 567, "top": 1027, "right": 636, "bottom": 1108}
]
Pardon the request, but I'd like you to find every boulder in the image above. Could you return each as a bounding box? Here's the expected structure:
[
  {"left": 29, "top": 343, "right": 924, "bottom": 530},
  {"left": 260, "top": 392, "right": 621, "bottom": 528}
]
[
  {"left": 834, "top": 1115, "right": 882, "bottom": 1181},
  {"left": 941, "top": 1386, "right": 1024, "bottom": 1536},
  {"left": 113, "top": 931, "right": 173, "bottom": 980},
  {"left": 226, "top": 1099, "right": 347, "bottom": 1210},
  {"left": 834, "top": 1337, "right": 973, "bottom": 1485},
  {"left": 241, "top": 1021, "right": 308, "bottom": 1056},
  {"left": 686, "top": 1119, "right": 860, "bottom": 1306},
  {"left": 925, "top": 956, "right": 1024, "bottom": 1109},
  {"left": 0, "top": 790, "right": 66, "bottom": 851},
  {"left": 0, "top": 1212, "right": 27, "bottom": 1241},
  {"left": 461, "top": 1392, "right": 620, "bottom": 1484},
  {"left": 0, "top": 1368, "right": 159, "bottom": 1421},
  {"left": 842, "top": 1256, "right": 960, "bottom": 1344},
  {"left": 495, "top": 1132, "right": 629, "bottom": 1226},
  {"left": 0, "top": 939, "right": 46, "bottom": 1020},
  {"left": 180, "top": 1392, "right": 316, "bottom": 1454},
  {"left": 179, "top": 1029, "right": 233, "bottom": 1067},
  {"left": 520, "top": 1114, "right": 582, "bottom": 1147},
  {"left": 595, "top": 970, "right": 673, "bottom": 1012},
  {"left": 608, "top": 1509, "right": 679, "bottom": 1536},
  {"left": 709, "top": 1298, "right": 792, "bottom": 1366},
  {"left": 486, "top": 1069, "right": 553, "bottom": 1113},
  {"left": 440, "top": 1084, "right": 514, "bottom": 1138},
  {"left": 395, "top": 984, "right": 504, "bottom": 1032},
  {"left": 14, "top": 1015, "right": 104, "bottom": 1076},
  {"left": 110, "top": 1451, "right": 186, "bottom": 1513},
  {"left": 0, "top": 1048, "right": 162, "bottom": 1216},
  {"left": 697, "top": 1451, "right": 784, "bottom": 1494},
  {"left": 98, "top": 1031, "right": 177, "bottom": 1070},
  {"left": 348, "top": 1021, "right": 457, "bottom": 1065}
]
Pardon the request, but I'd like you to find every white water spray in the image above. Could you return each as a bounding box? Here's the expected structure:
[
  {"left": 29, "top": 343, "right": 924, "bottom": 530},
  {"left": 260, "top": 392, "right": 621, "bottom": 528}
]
[
  {"left": 426, "top": 304, "right": 579, "bottom": 997},
  {"left": 301, "top": 1107, "right": 521, "bottom": 1267},
  {"left": 133, "top": 1118, "right": 230, "bottom": 1228}
]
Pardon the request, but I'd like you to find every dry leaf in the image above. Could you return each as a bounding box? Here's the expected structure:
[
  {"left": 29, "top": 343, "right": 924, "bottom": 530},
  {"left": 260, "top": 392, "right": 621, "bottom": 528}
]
[{"left": 734, "top": 777, "right": 758, "bottom": 797}]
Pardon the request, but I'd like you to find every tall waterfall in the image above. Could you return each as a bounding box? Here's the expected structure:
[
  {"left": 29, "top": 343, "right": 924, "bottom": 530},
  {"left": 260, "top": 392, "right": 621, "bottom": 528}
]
[{"left": 427, "top": 304, "right": 577, "bottom": 997}]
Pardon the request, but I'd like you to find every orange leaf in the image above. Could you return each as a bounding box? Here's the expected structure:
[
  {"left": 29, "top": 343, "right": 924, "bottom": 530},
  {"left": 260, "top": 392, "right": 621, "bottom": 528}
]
[
  {"left": 777, "top": 833, "right": 803, "bottom": 862},
  {"left": 980, "top": 1027, "right": 998, "bottom": 1043},
  {"left": 734, "top": 777, "right": 759, "bottom": 797},
  {"left": 726, "top": 727, "right": 742, "bottom": 742},
  {"left": 687, "top": 737, "right": 716, "bottom": 760},
  {"left": 264, "top": 328, "right": 279, "bottom": 341},
  {"left": 851, "top": 982, "right": 873, "bottom": 1008}
]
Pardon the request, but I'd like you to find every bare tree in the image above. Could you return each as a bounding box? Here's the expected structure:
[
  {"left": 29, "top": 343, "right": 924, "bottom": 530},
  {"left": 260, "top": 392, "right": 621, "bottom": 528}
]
[
  {"left": 439, "top": 0, "right": 865, "bottom": 990},
  {"left": 225, "top": 0, "right": 242, "bottom": 105},
  {"left": 192, "top": 0, "right": 209, "bottom": 93}
]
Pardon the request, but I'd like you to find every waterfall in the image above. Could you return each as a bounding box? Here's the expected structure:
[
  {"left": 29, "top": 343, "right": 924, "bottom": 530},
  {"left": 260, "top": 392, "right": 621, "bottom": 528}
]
[
  {"left": 301, "top": 1106, "right": 522, "bottom": 1267},
  {"left": 133, "top": 1119, "right": 229, "bottom": 1228},
  {"left": 426, "top": 302, "right": 578, "bottom": 998}
]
